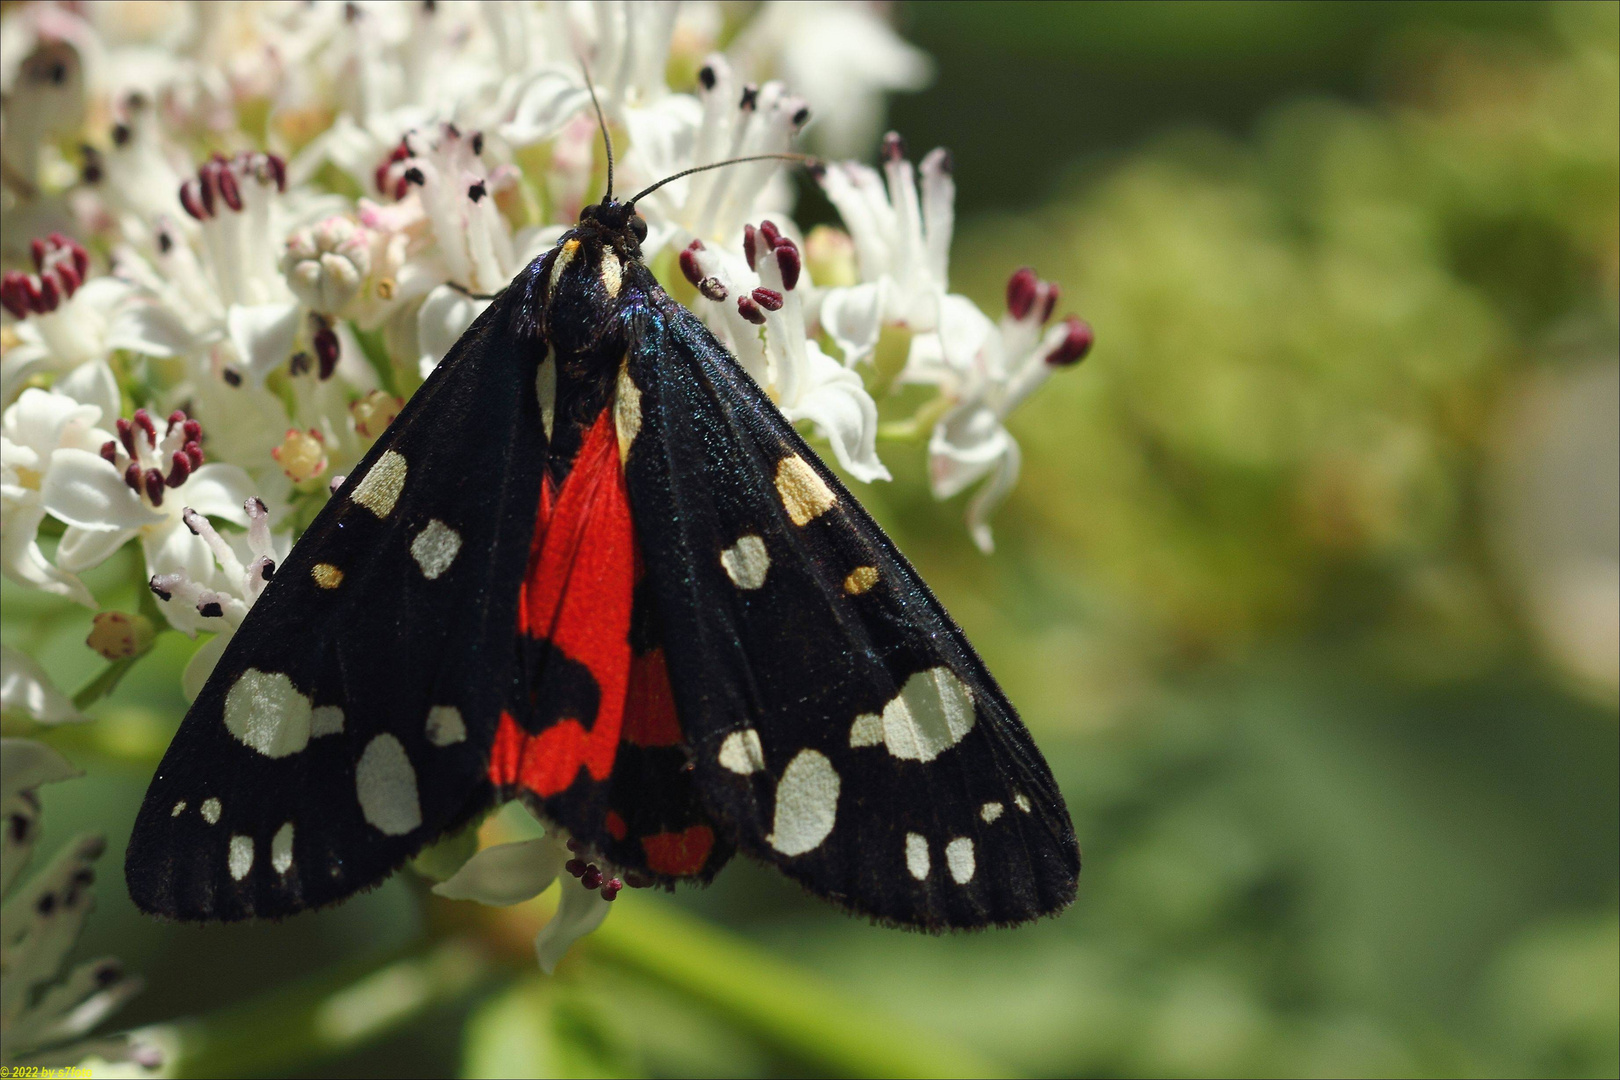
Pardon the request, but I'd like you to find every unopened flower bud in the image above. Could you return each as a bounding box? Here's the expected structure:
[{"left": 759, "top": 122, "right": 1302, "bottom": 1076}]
[
  {"left": 805, "top": 226, "right": 857, "bottom": 289},
  {"left": 271, "top": 428, "right": 327, "bottom": 482},
  {"left": 281, "top": 217, "right": 371, "bottom": 314},
  {"left": 86, "top": 611, "right": 155, "bottom": 660},
  {"left": 350, "top": 390, "right": 404, "bottom": 439}
]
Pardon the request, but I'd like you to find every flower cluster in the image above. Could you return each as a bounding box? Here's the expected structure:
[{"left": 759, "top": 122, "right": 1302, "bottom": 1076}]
[{"left": 0, "top": 0, "right": 1090, "bottom": 988}]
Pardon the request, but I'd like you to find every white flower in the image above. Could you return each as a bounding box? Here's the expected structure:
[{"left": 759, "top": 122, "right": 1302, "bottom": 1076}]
[
  {"left": 0, "top": 234, "right": 191, "bottom": 407},
  {"left": 434, "top": 820, "right": 626, "bottom": 975},
  {"left": 911, "top": 268, "right": 1093, "bottom": 552},
  {"left": 1, "top": 647, "right": 85, "bottom": 725},
  {"left": 728, "top": 0, "right": 933, "bottom": 158},
  {"left": 814, "top": 136, "right": 955, "bottom": 366},
  {"left": 0, "top": 380, "right": 116, "bottom": 607},
  {"left": 39, "top": 406, "right": 256, "bottom": 592},
  {"left": 147, "top": 495, "right": 288, "bottom": 698},
  {"left": 680, "top": 222, "right": 889, "bottom": 482},
  {"left": 81, "top": 93, "right": 189, "bottom": 245}
]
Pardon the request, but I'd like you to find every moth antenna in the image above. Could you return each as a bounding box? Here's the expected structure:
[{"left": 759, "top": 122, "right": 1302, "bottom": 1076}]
[
  {"left": 447, "top": 281, "right": 504, "bottom": 302},
  {"left": 627, "top": 153, "right": 818, "bottom": 208},
  {"left": 579, "top": 57, "right": 613, "bottom": 203}
]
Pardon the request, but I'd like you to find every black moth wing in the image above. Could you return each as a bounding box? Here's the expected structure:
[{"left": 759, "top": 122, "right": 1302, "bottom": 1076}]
[
  {"left": 125, "top": 285, "right": 549, "bottom": 920},
  {"left": 622, "top": 286, "right": 1080, "bottom": 929}
]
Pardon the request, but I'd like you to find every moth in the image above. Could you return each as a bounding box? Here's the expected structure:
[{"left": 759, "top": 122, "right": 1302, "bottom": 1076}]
[{"left": 126, "top": 119, "right": 1081, "bottom": 932}]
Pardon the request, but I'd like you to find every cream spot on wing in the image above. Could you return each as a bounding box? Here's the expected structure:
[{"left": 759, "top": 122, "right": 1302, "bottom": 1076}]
[
  {"left": 615, "top": 361, "right": 641, "bottom": 461},
  {"left": 410, "top": 519, "right": 462, "bottom": 580},
  {"left": 311, "top": 705, "right": 344, "bottom": 737},
  {"left": 350, "top": 450, "right": 407, "bottom": 518},
  {"left": 850, "top": 667, "right": 975, "bottom": 763},
  {"left": 271, "top": 822, "right": 295, "bottom": 874},
  {"left": 311, "top": 563, "right": 344, "bottom": 589},
  {"left": 844, "top": 566, "right": 879, "bottom": 595},
  {"left": 228, "top": 834, "right": 254, "bottom": 880},
  {"left": 600, "top": 250, "right": 623, "bottom": 297},
  {"left": 945, "top": 837, "right": 975, "bottom": 884},
  {"left": 171, "top": 800, "right": 187, "bottom": 817},
  {"left": 356, "top": 734, "right": 422, "bottom": 836},
  {"left": 224, "top": 668, "right": 313, "bottom": 758},
  {"left": 766, "top": 750, "right": 840, "bottom": 856},
  {"left": 720, "top": 535, "right": 770, "bottom": 590},
  {"left": 717, "top": 729, "right": 766, "bottom": 774},
  {"left": 849, "top": 713, "right": 883, "bottom": 747},
  {"left": 980, "top": 801, "right": 1004, "bottom": 823},
  {"left": 905, "top": 832, "right": 930, "bottom": 880},
  {"left": 774, "top": 454, "right": 837, "bottom": 526},
  {"left": 548, "top": 238, "right": 580, "bottom": 298},
  {"left": 201, "top": 797, "right": 221, "bottom": 824},
  {"left": 1014, "top": 792, "right": 1032, "bottom": 813},
  {"left": 537, "top": 349, "right": 556, "bottom": 441},
  {"left": 425, "top": 705, "right": 466, "bottom": 747}
]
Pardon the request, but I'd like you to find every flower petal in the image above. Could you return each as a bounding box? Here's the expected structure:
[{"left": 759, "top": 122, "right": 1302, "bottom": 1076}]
[
  {"left": 0, "top": 497, "right": 96, "bottom": 607},
  {"left": 818, "top": 282, "right": 887, "bottom": 367},
  {"left": 433, "top": 837, "right": 567, "bottom": 907},
  {"left": 1, "top": 648, "right": 87, "bottom": 726},
  {"left": 54, "top": 525, "right": 137, "bottom": 574},
  {"left": 533, "top": 879, "right": 614, "bottom": 975},
  {"left": 782, "top": 343, "right": 890, "bottom": 483},
  {"left": 182, "top": 633, "right": 230, "bottom": 702},
  {"left": 105, "top": 302, "right": 196, "bottom": 359},
  {"left": 51, "top": 362, "right": 120, "bottom": 429},
  {"left": 40, "top": 449, "right": 161, "bottom": 532},
  {"left": 226, "top": 302, "right": 302, "bottom": 384},
  {"left": 179, "top": 464, "right": 256, "bottom": 525},
  {"left": 416, "top": 284, "right": 488, "bottom": 378},
  {"left": 964, "top": 437, "right": 1021, "bottom": 554}
]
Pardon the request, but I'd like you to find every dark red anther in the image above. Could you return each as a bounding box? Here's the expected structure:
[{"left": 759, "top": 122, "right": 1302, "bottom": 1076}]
[
  {"left": 99, "top": 441, "right": 118, "bottom": 465},
  {"left": 1006, "top": 267, "right": 1037, "bottom": 321},
  {"left": 165, "top": 450, "right": 191, "bottom": 487},
  {"left": 374, "top": 160, "right": 392, "bottom": 197},
  {"left": 600, "top": 878, "right": 622, "bottom": 901},
  {"left": 678, "top": 247, "right": 703, "bottom": 287},
  {"left": 759, "top": 220, "right": 782, "bottom": 249},
  {"left": 68, "top": 239, "right": 89, "bottom": 281},
  {"left": 314, "top": 326, "right": 340, "bottom": 380},
  {"left": 54, "top": 261, "right": 81, "bottom": 298},
  {"left": 774, "top": 241, "right": 800, "bottom": 291},
  {"left": 566, "top": 838, "right": 583, "bottom": 852},
  {"left": 743, "top": 225, "right": 758, "bottom": 271},
  {"left": 698, "top": 276, "right": 728, "bottom": 302},
  {"left": 132, "top": 409, "right": 158, "bottom": 447},
  {"left": 216, "top": 166, "right": 243, "bottom": 212},
  {"left": 116, "top": 418, "right": 136, "bottom": 457},
  {"left": 751, "top": 287, "right": 784, "bottom": 311},
  {"left": 403, "top": 166, "right": 425, "bottom": 186},
  {"left": 185, "top": 441, "right": 204, "bottom": 469},
  {"left": 265, "top": 153, "right": 287, "bottom": 192},
  {"left": 144, "top": 468, "right": 166, "bottom": 505},
  {"left": 883, "top": 131, "right": 907, "bottom": 162},
  {"left": 166, "top": 410, "right": 186, "bottom": 432},
  {"left": 1040, "top": 283, "right": 1060, "bottom": 324},
  {"left": 199, "top": 165, "right": 218, "bottom": 216},
  {"left": 564, "top": 858, "right": 586, "bottom": 878},
  {"left": 30, "top": 238, "right": 46, "bottom": 270},
  {"left": 288, "top": 351, "right": 311, "bottom": 377},
  {"left": 124, "top": 462, "right": 143, "bottom": 492},
  {"left": 0, "top": 273, "right": 27, "bottom": 319},
  {"left": 19, "top": 275, "right": 45, "bottom": 313},
  {"left": 737, "top": 295, "right": 766, "bottom": 325},
  {"left": 37, "top": 275, "right": 59, "bottom": 311},
  {"left": 580, "top": 865, "right": 603, "bottom": 890},
  {"left": 1045, "top": 316, "right": 1094, "bottom": 367},
  {"left": 179, "top": 179, "right": 208, "bottom": 221},
  {"left": 182, "top": 419, "right": 201, "bottom": 443}
]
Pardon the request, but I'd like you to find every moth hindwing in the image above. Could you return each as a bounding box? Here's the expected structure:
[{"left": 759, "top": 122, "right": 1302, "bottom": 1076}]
[{"left": 127, "top": 199, "right": 1079, "bottom": 931}]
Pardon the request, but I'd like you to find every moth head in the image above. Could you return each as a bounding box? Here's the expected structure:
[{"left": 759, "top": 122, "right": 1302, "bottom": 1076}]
[{"left": 578, "top": 199, "right": 648, "bottom": 254}]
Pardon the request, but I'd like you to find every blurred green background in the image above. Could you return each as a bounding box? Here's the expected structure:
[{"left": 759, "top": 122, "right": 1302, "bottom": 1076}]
[{"left": 6, "top": 2, "right": 1617, "bottom": 1076}]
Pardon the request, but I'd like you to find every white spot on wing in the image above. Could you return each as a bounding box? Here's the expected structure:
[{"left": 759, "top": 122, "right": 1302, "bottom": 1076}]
[
  {"left": 537, "top": 349, "right": 556, "bottom": 440},
  {"left": 1014, "top": 792, "right": 1032, "bottom": 813},
  {"left": 844, "top": 566, "right": 878, "bottom": 594},
  {"left": 615, "top": 361, "right": 641, "bottom": 461},
  {"left": 356, "top": 734, "right": 422, "bottom": 836},
  {"left": 350, "top": 450, "right": 407, "bottom": 518},
  {"left": 601, "top": 250, "right": 623, "bottom": 297},
  {"left": 228, "top": 834, "right": 254, "bottom": 880},
  {"left": 720, "top": 535, "right": 770, "bottom": 590},
  {"left": 980, "top": 801, "right": 1004, "bottom": 823},
  {"left": 271, "top": 822, "right": 294, "bottom": 874},
  {"left": 717, "top": 729, "right": 766, "bottom": 774},
  {"left": 766, "top": 750, "right": 840, "bottom": 856},
  {"left": 224, "top": 669, "right": 313, "bottom": 758},
  {"left": 425, "top": 705, "right": 466, "bottom": 746},
  {"left": 774, "top": 454, "right": 837, "bottom": 525},
  {"left": 945, "top": 837, "right": 975, "bottom": 884},
  {"left": 201, "top": 797, "right": 221, "bottom": 824},
  {"left": 905, "top": 833, "right": 930, "bottom": 880},
  {"left": 311, "top": 705, "right": 345, "bottom": 738},
  {"left": 311, "top": 563, "right": 343, "bottom": 589},
  {"left": 548, "top": 239, "right": 580, "bottom": 298},
  {"left": 171, "top": 800, "right": 186, "bottom": 817},
  {"left": 410, "top": 519, "right": 462, "bottom": 580},
  {"left": 849, "top": 668, "right": 975, "bottom": 763}
]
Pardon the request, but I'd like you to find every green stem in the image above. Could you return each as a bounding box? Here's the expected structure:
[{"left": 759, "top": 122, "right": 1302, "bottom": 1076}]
[
  {"left": 590, "top": 894, "right": 1013, "bottom": 1079},
  {"left": 878, "top": 395, "right": 954, "bottom": 443},
  {"left": 71, "top": 659, "right": 135, "bottom": 711}
]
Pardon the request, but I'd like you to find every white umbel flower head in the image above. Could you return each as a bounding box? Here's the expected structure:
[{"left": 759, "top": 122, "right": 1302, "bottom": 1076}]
[{"left": 280, "top": 216, "right": 372, "bottom": 315}]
